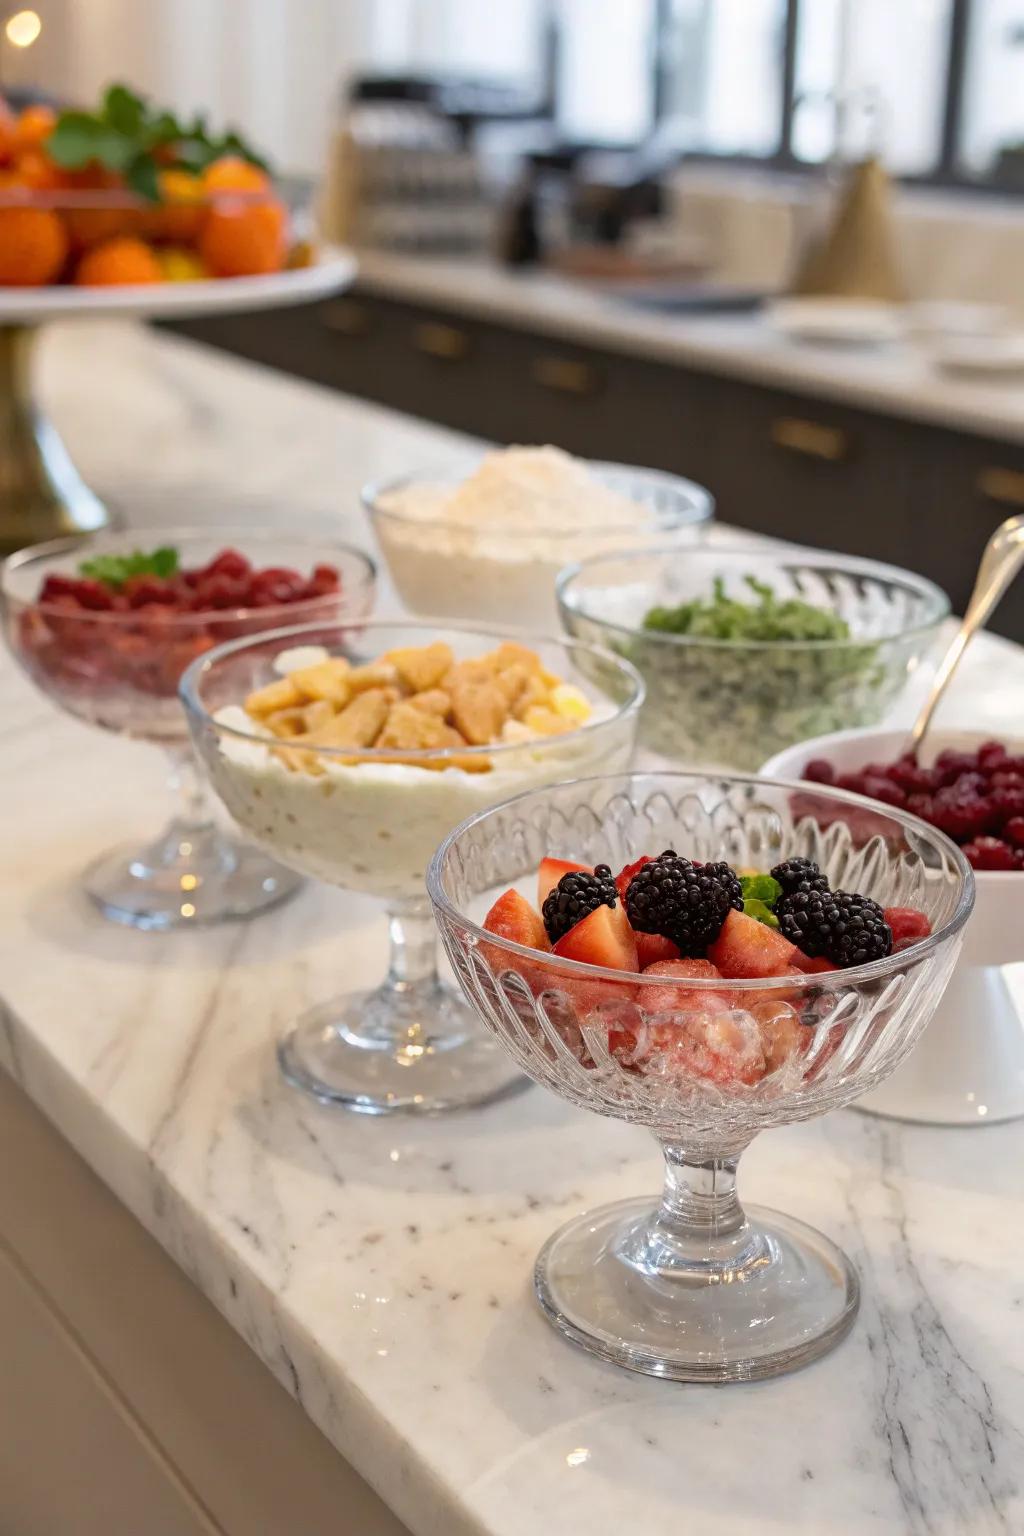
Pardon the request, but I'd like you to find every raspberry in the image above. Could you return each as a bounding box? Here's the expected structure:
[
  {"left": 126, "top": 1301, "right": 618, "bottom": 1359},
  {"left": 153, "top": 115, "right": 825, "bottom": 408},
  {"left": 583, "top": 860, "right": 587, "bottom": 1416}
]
[
  {"left": 962, "top": 837, "right": 1017, "bottom": 872},
  {"left": 542, "top": 864, "right": 617, "bottom": 944},
  {"left": 929, "top": 786, "right": 992, "bottom": 842},
  {"left": 624, "top": 851, "right": 742, "bottom": 958},
  {"left": 1005, "top": 817, "right": 1024, "bottom": 849},
  {"left": 886, "top": 757, "right": 938, "bottom": 793},
  {"left": 777, "top": 888, "right": 892, "bottom": 967},
  {"left": 990, "top": 787, "right": 1024, "bottom": 825},
  {"left": 977, "top": 740, "right": 1008, "bottom": 773},
  {"left": 935, "top": 749, "right": 979, "bottom": 784},
  {"left": 203, "top": 548, "right": 251, "bottom": 581}
]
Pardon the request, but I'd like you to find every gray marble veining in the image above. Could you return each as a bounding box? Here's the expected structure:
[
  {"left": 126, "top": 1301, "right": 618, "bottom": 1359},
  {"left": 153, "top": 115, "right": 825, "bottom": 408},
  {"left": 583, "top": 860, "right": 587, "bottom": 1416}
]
[{"left": 2, "top": 321, "right": 1023, "bottom": 1535}]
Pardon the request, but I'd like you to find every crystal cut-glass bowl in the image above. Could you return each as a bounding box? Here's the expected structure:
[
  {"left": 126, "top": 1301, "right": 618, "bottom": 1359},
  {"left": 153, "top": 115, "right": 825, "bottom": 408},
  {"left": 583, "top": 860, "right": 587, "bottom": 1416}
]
[{"left": 428, "top": 771, "right": 973, "bottom": 1381}]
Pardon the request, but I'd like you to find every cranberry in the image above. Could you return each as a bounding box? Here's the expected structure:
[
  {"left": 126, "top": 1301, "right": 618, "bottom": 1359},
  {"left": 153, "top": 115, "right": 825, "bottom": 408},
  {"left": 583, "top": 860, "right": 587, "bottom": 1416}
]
[
  {"left": 888, "top": 757, "right": 938, "bottom": 793},
  {"left": 934, "top": 749, "right": 979, "bottom": 785},
  {"left": 836, "top": 772, "right": 867, "bottom": 795},
  {"left": 803, "top": 758, "right": 835, "bottom": 784},
  {"left": 962, "top": 837, "right": 1018, "bottom": 872},
  {"left": 203, "top": 548, "right": 251, "bottom": 581},
  {"left": 990, "top": 769, "right": 1024, "bottom": 790},
  {"left": 978, "top": 740, "right": 1008, "bottom": 772},
  {"left": 990, "top": 787, "right": 1024, "bottom": 825},
  {"left": 862, "top": 775, "right": 907, "bottom": 808},
  {"left": 930, "top": 786, "right": 992, "bottom": 842},
  {"left": 906, "top": 793, "right": 936, "bottom": 823},
  {"left": 1006, "top": 817, "right": 1024, "bottom": 849}
]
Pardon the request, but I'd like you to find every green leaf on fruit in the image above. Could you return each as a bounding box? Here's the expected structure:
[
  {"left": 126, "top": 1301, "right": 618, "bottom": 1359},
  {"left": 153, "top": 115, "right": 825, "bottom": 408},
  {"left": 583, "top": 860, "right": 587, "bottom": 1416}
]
[
  {"left": 743, "top": 898, "right": 779, "bottom": 929},
  {"left": 740, "top": 873, "right": 782, "bottom": 905},
  {"left": 79, "top": 546, "right": 180, "bottom": 587}
]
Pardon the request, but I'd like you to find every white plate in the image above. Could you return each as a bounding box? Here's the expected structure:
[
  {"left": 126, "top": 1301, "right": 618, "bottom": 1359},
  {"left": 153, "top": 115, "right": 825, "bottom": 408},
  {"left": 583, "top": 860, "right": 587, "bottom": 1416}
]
[
  {"left": 762, "top": 725, "right": 1024, "bottom": 1127},
  {"left": 767, "top": 297, "right": 906, "bottom": 348},
  {"left": 0, "top": 245, "right": 356, "bottom": 324},
  {"left": 929, "top": 334, "right": 1024, "bottom": 379}
]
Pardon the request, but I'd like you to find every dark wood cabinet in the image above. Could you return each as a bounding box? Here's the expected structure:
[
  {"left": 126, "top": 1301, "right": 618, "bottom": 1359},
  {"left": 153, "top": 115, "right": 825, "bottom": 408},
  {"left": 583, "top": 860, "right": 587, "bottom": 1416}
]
[{"left": 161, "top": 292, "right": 1024, "bottom": 642}]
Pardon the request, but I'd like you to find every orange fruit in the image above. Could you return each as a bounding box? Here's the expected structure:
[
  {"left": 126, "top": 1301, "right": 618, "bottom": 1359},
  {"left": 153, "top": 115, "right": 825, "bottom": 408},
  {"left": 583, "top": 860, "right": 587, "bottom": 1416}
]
[
  {"left": 155, "top": 246, "right": 209, "bottom": 281},
  {"left": 146, "top": 167, "right": 205, "bottom": 243},
  {"left": 14, "top": 104, "right": 57, "bottom": 154},
  {"left": 198, "top": 197, "right": 286, "bottom": 277},
  {"left": 14, "top": 148, "right": 70, "bottom": 191},
  {"left": 62, "top": 169, "right": 142, "bottom": 251},
  {"left": 74, "top": 236, "right": 163, "bottom": 286},
  {"left": 0, "top": 206, "right": 68, "bottom": 285},
  {"left": 201, "top": 154, "right": 269, "bottom": 198}
]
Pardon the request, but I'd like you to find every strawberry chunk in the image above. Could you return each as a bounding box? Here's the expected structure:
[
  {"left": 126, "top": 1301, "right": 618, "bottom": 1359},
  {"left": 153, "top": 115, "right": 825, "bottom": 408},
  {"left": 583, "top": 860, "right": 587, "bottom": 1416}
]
[
  {"left": 707, "top": 909, "right": 797, "bottom": 979},
  {"left": 636, "top": 931, "right": 681, "bottom": 969},
  {"left": 883, "top": 907, "right": 932, "bottom": 949},
  {"left": 537, "top": 856, "right": 591, "bottom": 910}
]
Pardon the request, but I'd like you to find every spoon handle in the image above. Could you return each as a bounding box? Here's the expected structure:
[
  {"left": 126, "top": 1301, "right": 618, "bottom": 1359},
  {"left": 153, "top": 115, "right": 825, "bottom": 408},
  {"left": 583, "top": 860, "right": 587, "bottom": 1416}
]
[{"left": 908, "top": 514, "right": 1024, "bottom": 755}]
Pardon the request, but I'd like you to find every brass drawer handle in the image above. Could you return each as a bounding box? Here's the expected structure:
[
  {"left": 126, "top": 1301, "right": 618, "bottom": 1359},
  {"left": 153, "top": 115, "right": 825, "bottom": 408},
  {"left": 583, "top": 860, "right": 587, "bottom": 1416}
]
[
  {"left": 771, "top": 416, "right": 849, "bottom": 462},
  {"left": 412, "top": 322, "right": 470, "bottom": 361},
  {"left": 321, "top": 299, "right": 372, "bottom": 336},
  {"left": 978, "top": 466, "right": 1024, "bottom": 509},
  {"left": 531, "top": 356, "right": 601, "bottom": 396}
]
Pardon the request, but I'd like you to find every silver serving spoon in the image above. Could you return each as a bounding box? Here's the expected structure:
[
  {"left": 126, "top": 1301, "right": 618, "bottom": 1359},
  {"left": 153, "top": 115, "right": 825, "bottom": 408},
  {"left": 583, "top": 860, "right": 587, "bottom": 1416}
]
[{"left": 907, "top": 513, "right": 1024, "bottom": 756}]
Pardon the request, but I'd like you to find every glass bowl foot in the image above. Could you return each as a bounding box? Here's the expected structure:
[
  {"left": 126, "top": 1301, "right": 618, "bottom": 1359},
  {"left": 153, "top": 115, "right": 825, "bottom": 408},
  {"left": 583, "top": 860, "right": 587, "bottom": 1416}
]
[
  {"left": 277, "top": 981, "right": 528, "bottom": 1114},
  {"left": 535, "top": 1196, "right": 859, "bottom": 1382},
  {"left": 84, "top": 826, "right": 301, "bottom": 931}
]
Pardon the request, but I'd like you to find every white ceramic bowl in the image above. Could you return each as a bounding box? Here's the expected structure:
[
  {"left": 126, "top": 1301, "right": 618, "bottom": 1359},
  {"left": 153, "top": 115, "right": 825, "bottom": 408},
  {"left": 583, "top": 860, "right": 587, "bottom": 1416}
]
[{"left": 762, "top": 727, "right": 1024, "bottom": 1126}]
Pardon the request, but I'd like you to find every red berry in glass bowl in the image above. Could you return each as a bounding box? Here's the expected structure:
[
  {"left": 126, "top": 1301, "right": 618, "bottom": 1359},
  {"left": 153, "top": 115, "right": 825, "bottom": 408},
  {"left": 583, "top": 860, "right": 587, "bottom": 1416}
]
[{"left": 1004, "top": 816, "right": 1024, "bottom": 849}]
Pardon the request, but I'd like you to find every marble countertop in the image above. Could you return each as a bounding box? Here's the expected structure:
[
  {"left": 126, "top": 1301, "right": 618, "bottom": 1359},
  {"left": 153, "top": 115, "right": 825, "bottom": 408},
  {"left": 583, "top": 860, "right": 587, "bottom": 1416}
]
[
  {"left": 357, "top": 252, "right": 1024, "bottom": 445},
  {"left": 3, "top": 322, "right": 1024, "bottom": 1536}
]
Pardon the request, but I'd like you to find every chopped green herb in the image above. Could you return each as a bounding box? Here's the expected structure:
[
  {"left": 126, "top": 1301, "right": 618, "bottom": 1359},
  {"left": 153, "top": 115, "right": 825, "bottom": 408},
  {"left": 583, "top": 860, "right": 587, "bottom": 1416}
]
[
  {"left": 79, "top": 546, "right": 179, "bottom": 587},
  {"left": 643, "top": 575, "right": 851, "bottom": 644},
  {"left": 741, "top": 898, "right": 780, "bottom": 930}
]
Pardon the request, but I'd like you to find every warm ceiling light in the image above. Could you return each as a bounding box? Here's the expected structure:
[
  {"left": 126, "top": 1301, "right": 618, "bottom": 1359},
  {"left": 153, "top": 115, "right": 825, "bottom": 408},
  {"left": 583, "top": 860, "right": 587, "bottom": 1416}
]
[{"left": 5, "top": 9, "right": 42, "bottom": 47}]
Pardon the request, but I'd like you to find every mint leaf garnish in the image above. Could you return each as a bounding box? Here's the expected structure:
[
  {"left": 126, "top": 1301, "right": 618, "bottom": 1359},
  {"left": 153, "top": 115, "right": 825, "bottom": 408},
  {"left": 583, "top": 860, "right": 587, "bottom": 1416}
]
[
  {"left": 79, "top": 546, "right": 179, "bottom": 587},
  {"left": 739, "top": 873, "right": 781, "bottom": 928},
  {"left": 743, "top": 898, "right": 779, "bottom": 929}
]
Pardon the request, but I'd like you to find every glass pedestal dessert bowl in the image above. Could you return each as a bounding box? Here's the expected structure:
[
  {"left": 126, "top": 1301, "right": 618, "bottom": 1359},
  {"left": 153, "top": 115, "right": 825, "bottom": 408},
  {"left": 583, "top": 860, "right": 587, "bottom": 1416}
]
[
  {"left": 1, "top": 528, "right": 376, "bottom": 929},
  {"left": 428, "top": 771, "right": 973, "bottom": 1380},
  {"left": 181, "top": 620, "right": 642, "bottom": 1114}
]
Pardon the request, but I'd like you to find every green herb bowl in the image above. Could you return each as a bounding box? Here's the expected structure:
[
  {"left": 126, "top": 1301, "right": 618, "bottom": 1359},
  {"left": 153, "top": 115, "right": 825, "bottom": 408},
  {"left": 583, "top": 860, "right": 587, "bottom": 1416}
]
[{"left": 556, "top": 545, "right": 949, "bottom": 771}]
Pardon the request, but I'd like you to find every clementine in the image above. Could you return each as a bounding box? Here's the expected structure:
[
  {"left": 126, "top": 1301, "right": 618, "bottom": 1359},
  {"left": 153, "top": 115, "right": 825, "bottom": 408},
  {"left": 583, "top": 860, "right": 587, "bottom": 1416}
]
[
  {"left": 0, "top": 97, "right": 16, "bottom": 166},
  {"left": 0, "top": 206, "right": 68, "bottom": 285},
  {"left": 198, "top": 197, "right": 286, "bottom": 277},
  {"left": 14, "top": 104, "right": 57, "bottom": 154},
  {"left": 146, "top": 168, "right": 205, "bottom": 244},
  {"left": 201, "top": 155, "right": 269, "bottom": 198},
  {"left": 74, "top": 236, "right": 162, "bottom": 286}
]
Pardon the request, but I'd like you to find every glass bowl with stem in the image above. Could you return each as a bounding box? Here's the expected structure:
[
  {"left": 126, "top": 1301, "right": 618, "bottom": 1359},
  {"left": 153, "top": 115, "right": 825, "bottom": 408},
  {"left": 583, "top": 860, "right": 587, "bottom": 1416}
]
[
  {"left": 180, "top": 619, "right": 643, "bottom": 1115},
  {"left": 427, "top": 770, "right": 974, "bottom": 1381},
  {"left": 1, "top": 527, "right": 377, "bottom": 930}
]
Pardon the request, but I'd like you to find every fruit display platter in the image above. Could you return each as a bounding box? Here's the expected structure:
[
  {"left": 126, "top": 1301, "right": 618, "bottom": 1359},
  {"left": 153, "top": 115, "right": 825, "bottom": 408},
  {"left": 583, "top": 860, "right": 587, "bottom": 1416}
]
[{"left": 0, "top": 247, "right": 356, "bottom": 556}]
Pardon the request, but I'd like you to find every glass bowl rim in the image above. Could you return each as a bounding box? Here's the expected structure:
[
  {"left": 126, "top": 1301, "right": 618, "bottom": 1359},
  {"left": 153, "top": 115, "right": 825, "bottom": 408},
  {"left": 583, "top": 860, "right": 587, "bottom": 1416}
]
[
  {"left": 0, "top": 527, "right": 378, "bottom": 630},
  {"left": 179, "top": 615, "right": 646, "bottom": 766},
  {"left": 361, "top": 458, "right": 715, "bottom": 542},
  {"left": 426, "top": 767, "right": 975, "bottom": 992},
  {"left": 555, "top": 543, "right": 951, "bottom": 654}
]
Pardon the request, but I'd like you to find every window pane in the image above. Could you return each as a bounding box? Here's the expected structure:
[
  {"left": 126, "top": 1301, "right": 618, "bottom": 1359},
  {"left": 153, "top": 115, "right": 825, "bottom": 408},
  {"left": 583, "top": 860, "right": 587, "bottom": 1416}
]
[
  {"left": 960, "top": 0, "right": 1024, "bottom": 175},
  {"left": 554, "top": 0, "right": 658, "bottom": 145},
  {"left": 660, "top": 0, "right": 785, "bottom": 155},
  {"left": 793, "top": 0, "right": 951, "bottom": 174}
]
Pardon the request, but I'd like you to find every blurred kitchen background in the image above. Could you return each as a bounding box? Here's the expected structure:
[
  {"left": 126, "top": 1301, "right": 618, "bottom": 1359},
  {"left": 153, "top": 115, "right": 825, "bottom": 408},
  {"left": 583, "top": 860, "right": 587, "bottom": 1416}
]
[{"left": 6, "top": 0, "right": 1024, "bottom": 638}]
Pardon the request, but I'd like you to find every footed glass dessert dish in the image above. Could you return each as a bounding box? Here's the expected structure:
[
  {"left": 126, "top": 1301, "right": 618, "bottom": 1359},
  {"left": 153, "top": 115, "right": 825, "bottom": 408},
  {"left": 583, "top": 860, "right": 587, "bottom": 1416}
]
[
  {"left": 1, "top": 528, "right": 375, "bottom": 929},
  {"left": 181, "top": 620, "right": 642, "bottom": 1114},
  {"left": 428, "top": 771, "right": 973, "bottom": 1381}
]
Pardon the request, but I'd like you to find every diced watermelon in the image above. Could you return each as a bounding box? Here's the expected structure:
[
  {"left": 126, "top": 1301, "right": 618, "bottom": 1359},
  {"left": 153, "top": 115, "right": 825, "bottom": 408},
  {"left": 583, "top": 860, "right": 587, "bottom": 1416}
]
[
  {"left": 707, "top": 909, "right": 798, "bottom": 979},
  {"left": 638, "top": 957, "right": 735, "bottom": 1014},
  {"left": 793, "top": 952, "right": 839, "bottom": 975},
  {"left": 883, "top": 907, "right": 931, "bottom": 948},
  {"left": 636, "top": 931, "right": 681, "bottom": 968},
  {"left": 537, "top": 856, "right": 591, "bottom": 909}
]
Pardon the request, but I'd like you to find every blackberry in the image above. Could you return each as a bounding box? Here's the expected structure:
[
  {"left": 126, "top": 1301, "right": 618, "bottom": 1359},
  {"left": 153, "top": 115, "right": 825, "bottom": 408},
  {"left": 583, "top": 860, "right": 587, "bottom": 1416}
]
[
  {"left": 771, "top": 857, "right": 830, "bottom": 899},
  {"left": 777, "top": 887, "right": 893, "bottom": 967},
  {"left": 542, "top": 863, "right": 617, "bottom": 944},
  {"left": 624, "top": 850, "right": 742, "bottom": 957}
]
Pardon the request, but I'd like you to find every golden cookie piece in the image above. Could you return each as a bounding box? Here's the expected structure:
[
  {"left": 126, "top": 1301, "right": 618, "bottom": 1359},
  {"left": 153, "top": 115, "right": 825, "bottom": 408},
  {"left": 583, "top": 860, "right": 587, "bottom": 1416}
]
[
  {"left": 289, "top": 659, "right": 352, "bottom": 706},
  {"left": 491, "top": 641, "right": 544, "bottom": 677},
  {"left": 407, "top": 688, "right": 451, "bottom": 719},
  {"left": 384, "top": 642, "right": 454, "bottom": 695},
  {"left": 371, "top": 751, "right": 493, "bottom": 774},
  {"left": 449, "top": 676, "right": 508, "bottom": 745},
  {"left": 521, "top": 705, "right": 573, "bottom": 737},
  {"left": 245, "top": 676, "right": 302, "bottom": 716},
  {"left": 348, "top": 661, "right": 400, "bottom": 695},
  {"left": 264, "top": 706, "right": 309, "bottom": 739},
  {"left": 305, "top": 688, "right": 391, "bottom": 749},
  {"left": 378, "top": 701, "right": 464, "bottom": 752},
  {"left": 512, "top": 674, "right": 551, "bottom": 720}
]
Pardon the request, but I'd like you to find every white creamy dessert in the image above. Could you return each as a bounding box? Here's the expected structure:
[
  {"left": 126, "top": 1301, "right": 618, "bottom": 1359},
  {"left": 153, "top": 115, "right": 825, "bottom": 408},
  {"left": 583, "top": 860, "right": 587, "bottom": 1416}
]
[
  {"left": 370, "top": 446, "right": 696, "bottom": 629},
  {"left": 208, "top": 639, "right": 636, "bottom": 900}
]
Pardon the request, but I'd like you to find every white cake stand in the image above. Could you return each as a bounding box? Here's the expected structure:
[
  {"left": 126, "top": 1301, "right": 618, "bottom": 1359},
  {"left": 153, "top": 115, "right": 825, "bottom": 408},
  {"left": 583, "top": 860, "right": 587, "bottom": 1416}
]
[{"left": 0, "top": 248, "right": 356, "bottom": 554}]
